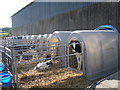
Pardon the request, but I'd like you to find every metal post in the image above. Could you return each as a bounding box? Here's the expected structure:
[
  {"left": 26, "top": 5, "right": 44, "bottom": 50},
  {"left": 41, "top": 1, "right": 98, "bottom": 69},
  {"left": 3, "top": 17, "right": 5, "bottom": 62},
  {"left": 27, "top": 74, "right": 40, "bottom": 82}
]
[
  {"left": 81, "top": 42, "right": 85, "bottom": 74},
  {"left": 67, "top": 44, "right": 70, "bottom": 68},
  {"left": 64, "top": 44, "right": 67, "bottom": 68},
  {"left": 11, "top": 39, "right": 19, "bottom": 88},
  {"left": 11, "top": 46, "right": 16, "bottom": 88},
  {"left": 14, "top": 54, "right": 19, "bottom": 88}
]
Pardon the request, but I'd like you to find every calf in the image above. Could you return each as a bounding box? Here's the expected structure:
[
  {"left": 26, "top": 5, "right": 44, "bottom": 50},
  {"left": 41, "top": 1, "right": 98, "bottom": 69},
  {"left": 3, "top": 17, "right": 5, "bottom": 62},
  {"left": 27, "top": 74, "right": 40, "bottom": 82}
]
[
  {"left": 34, "top": 56, "right": 53, "bottom": 71},
  {"left": 71, "top": 43, "right": 82, "bottom": 70}
]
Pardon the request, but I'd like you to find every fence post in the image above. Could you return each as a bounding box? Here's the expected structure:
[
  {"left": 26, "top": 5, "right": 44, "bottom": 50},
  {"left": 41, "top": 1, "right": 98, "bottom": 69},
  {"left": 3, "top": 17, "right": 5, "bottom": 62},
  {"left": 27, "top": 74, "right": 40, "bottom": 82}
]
[
  {"left": 64, "top": 44, "right": 67, "bottom": 68},
  {"left": 11, "top": 46, "right": 16, "bottom": 88},
  {"left": 67, "top": 44, "right": 70, "bottom": 68},
  {"left": 14, "top": 54, "right": 19, "bottom": 89},
  {"left": 82, "top": 42, "right": 85, "bottom": 74},
  {"left": 11, "top": 39, "right": 19, "bottom": 89},
  {"left": 2, "top": 46, "right": 5, "bottom": 66}
]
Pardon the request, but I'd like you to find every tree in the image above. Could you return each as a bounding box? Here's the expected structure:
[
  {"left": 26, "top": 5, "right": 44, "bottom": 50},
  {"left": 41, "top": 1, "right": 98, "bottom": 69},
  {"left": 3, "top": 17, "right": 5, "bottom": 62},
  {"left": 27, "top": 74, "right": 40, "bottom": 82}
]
[{"left": 2, "top": 27, "right": 10, "bottom": 32}]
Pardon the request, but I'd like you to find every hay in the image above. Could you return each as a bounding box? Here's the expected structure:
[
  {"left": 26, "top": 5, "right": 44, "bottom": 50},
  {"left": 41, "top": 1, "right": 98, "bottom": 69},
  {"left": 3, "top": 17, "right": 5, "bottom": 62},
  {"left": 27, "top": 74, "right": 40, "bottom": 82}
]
[
  {"left": 17, "top": 55, "right": 91, "bottom": 89},
  {"left": 17, "top": 64, "right": 91, "bottom": 89}
]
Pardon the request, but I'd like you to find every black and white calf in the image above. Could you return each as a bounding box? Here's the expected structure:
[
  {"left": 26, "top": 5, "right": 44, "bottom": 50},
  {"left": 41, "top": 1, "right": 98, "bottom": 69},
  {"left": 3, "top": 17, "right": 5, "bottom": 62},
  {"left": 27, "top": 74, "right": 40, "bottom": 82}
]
[
  {"left": 71, "top": 43, "right": 82, "bottom": 70},
  {"left": 34, "top": 55, "right": 53, "bottom": 71}
]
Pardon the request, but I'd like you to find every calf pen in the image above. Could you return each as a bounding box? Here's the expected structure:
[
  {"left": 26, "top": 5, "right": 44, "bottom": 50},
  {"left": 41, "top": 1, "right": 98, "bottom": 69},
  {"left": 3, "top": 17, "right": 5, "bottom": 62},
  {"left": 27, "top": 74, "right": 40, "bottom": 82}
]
[
  {"left": 15, "top": 42, "right": 87, "bottom": 88},
  {"left": 1, "top": 28, "right": 119, "bottom": 89},
  {"left": 1, "top": 37, "right": 89, "bottom": 89}
]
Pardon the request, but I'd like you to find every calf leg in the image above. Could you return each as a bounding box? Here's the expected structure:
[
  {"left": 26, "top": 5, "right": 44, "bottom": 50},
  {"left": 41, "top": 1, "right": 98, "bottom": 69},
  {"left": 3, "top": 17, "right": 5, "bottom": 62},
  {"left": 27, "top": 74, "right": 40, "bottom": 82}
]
[
  {"left": 77, "top": 57, "right": 81, "bottom": 70},
  {"left": 79, "top": 54, "right": 82, "bottom": 70},
  {"left": 76, "top": 53, "right": 82, "bottom": 70},
  {"left": 75, "top": 53, "right": 80, "bottom": 70}
]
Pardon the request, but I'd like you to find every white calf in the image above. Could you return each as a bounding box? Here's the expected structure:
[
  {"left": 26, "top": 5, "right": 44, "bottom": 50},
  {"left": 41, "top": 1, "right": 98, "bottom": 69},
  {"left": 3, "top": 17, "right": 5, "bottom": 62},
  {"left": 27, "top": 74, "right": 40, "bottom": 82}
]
[{"left": 34, "top": 59, "right": 53, "bottom": 71}]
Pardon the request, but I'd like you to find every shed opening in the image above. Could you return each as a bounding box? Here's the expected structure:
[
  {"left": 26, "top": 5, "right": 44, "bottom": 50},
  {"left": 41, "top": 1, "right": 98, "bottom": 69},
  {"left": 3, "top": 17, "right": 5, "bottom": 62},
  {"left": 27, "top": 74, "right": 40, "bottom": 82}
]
[{"left": 68, "top": 38, "right": 83, "bottom": 72}]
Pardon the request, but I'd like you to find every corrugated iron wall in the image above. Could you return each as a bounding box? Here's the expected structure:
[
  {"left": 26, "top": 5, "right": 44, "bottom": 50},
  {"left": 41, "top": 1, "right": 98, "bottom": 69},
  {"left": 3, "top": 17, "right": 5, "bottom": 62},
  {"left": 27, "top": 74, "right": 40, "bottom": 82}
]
[
  {"left": 11, "top": 2, "right": 120, "bottom": 35},
  {"left": 12, "top": 2, "right": 95, "bottom": 28}
]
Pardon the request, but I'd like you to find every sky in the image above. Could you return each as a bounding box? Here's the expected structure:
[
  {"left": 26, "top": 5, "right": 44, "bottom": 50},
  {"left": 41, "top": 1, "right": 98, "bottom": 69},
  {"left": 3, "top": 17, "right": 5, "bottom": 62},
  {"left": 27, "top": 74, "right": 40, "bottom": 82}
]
[
  {"left": 0, "top": 0, "right": 34, "bottom": 28},
  {"left": 35, "top": 0, "right": 119, "bottom": 2}
]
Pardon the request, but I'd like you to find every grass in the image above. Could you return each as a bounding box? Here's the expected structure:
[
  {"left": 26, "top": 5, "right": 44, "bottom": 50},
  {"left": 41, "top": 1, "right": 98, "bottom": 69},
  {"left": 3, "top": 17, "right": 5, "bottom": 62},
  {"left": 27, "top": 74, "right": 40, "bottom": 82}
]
[
  {"left": 0, "top": 30, "right": 11, "bottom": 37},
  {"left": 0, "top": 33, "right": 9, "bottom": 35}
]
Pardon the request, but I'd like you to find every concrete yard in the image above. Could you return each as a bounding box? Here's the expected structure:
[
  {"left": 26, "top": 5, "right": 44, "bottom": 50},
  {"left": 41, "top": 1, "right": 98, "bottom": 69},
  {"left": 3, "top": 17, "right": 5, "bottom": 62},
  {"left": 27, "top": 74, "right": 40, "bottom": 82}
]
[{"left": 88, "top": 71, "right": 120, "bottom": 89}]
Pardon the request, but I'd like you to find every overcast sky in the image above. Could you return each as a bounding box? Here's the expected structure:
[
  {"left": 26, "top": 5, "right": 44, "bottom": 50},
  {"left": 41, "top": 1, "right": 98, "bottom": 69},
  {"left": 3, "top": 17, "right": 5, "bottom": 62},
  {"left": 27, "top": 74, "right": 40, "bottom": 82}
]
[
  {"left": 35, "top": 0, "right": 120, "bottom": 2},
  {"left": 0, "top": 0, "right": 119, "bottom": 28},
  {"left": 0, "top": 0, "right": 33, "bottom": 28}
]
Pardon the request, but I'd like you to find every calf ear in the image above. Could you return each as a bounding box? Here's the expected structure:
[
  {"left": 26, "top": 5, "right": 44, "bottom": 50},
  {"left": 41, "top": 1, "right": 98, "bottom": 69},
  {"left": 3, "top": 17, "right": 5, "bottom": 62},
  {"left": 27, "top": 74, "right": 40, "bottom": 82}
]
[
  {"left": 46, "top": 61, "right": 52, "bottom": 65},
  {"left": 46, "top": 62, "right": 49, "bottom": 65}
]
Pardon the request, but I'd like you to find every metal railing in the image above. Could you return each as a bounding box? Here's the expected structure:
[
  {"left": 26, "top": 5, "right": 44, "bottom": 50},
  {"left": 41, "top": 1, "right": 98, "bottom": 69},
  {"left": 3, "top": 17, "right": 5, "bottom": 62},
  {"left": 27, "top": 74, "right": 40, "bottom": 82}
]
[{"left": 0, "top": 37, "right": 84, "bottom": 88}]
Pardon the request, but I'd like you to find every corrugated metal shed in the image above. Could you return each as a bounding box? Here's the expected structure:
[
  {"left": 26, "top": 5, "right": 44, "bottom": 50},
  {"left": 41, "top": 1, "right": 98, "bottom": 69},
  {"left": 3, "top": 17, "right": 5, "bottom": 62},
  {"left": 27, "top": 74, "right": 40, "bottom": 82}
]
[
  {"left": 12, "top": 2, "right": 95, "bottom": 28},
  {"left": 11, "top": 2, "right": 120, "bottom": 35}
]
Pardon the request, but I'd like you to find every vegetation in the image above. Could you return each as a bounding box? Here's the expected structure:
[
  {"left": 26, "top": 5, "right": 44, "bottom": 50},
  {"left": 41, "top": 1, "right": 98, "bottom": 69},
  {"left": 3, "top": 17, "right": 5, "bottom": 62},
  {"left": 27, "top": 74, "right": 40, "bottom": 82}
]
[{"left": 0, "top": 27, "right": 12, "bottom": 38}]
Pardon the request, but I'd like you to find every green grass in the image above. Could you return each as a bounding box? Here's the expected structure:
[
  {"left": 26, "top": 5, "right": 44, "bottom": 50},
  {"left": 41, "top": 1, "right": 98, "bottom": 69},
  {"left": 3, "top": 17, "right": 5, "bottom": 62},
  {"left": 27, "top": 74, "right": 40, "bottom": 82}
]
[
  {"left": 0, "top": 33, "right": 9, "bottom": 35},
  {"left": 0, "top": 30, "right": 10, "bottom": 38}
]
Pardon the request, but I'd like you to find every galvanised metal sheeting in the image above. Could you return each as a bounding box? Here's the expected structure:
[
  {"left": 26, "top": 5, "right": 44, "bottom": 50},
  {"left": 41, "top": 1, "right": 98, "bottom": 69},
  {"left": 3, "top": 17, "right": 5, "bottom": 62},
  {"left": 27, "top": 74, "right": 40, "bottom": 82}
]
[
  {"left": 12, "top": 2, "right": 95, "bottom": 28},
  {"left": 11, "top": 2, "right": 119, "bottom": 35},
  {"left": 67, "top": 30, "right": 119, "bottom": 80}
]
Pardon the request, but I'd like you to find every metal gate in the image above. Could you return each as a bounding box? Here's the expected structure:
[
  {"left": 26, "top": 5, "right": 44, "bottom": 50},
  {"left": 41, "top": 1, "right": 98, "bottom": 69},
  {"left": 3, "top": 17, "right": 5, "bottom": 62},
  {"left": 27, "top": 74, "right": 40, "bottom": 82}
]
[{"left": 0, "top": 37, "right": 86, "bottom": 88}]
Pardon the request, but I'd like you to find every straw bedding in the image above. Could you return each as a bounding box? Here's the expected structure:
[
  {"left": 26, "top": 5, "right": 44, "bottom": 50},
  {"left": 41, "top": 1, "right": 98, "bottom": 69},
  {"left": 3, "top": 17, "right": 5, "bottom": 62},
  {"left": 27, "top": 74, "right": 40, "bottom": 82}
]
[{"left": 17, "top": 61, "right": 91, "bottom": 89}]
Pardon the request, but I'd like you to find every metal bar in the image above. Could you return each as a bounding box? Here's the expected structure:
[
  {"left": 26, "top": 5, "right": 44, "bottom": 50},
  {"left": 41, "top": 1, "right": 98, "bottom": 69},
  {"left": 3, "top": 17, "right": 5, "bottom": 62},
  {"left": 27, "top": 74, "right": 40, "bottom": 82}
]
[
  {"left": 11, "top": 47, "right": 16, "bottom": 88},
  {"left": 14, "top": 52, "right": 40, "bottom": 57},
  {"left": 13, "top": 46, "right": 49, "bottom": 52},
  {"left": 64, "top": 44, "right": 67, "bottom": 67},
  {"left": 17, "top": 53, "right": 76, "bottom": 65},
  {"left": 0, "top": 45, "right": 4, "bottom": 48},
  {"left": 11, "top": 42, "right": 59, "bottom": 47},
  {"left": 13, "top": 50, "right": 19, "bottom": 88},
  {"left": 81, "top": 42, "right": 85, "bottom": 73},
  {"left": 0, "top": 50, "right": 3, "bottom": 52},
  {"left": 14, "top": 49, "right": 66, "bottom": 57},
  {"left": 5, "top": 47, "right": 11, "bottom": 52},
  {"left": 4, "top": 53, "right": 12, "bottom": 59},
  {"left": 12, "top": 43, "right": 67, "bottom": 53},
  {"left": 67, "top": 45, "right": 70, "bottom": 68}
]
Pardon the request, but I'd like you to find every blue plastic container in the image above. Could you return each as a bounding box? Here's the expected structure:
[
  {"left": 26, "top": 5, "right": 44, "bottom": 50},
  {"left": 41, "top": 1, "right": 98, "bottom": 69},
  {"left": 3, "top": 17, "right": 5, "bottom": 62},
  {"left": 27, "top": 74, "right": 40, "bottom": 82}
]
[
  {"left": 0, "top": 63, "right": 5, "bottom": 71},
  {"left": 0, "top": 72, "right": 12, "bottom": 87}
]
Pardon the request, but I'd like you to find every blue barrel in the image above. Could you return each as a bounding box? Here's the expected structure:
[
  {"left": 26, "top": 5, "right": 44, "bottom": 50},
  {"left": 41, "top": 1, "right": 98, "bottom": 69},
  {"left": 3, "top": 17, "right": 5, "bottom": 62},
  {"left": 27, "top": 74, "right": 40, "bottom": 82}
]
[
  {"left": 0, "top": 72, "right": 12, "bottom": 87},
  {"left": 0, "top": 63, "right": 5, "bottom": 71}
]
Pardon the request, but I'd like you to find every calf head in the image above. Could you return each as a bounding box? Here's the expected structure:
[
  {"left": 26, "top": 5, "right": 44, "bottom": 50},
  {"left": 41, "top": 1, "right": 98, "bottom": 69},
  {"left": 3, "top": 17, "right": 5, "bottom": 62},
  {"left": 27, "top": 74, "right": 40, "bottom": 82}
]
[{"left": 46, "top": 61, "right": 52, "bottom": 65}]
